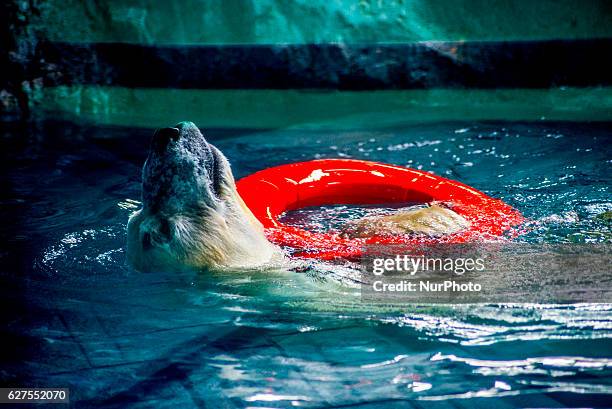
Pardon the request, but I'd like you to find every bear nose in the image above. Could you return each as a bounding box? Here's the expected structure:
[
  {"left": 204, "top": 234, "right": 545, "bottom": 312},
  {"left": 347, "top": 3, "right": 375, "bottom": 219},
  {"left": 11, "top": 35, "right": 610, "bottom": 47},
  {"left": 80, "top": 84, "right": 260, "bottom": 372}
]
[{"left": 152, "top": 127, "right": 180, "bottom": 153}]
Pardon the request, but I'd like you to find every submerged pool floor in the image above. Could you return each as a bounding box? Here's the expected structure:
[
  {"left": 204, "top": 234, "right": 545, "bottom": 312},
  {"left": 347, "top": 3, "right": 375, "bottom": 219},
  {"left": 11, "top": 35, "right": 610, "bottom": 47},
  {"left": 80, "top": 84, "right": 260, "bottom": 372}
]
[{"left": 0, "top": 120, "right": 611, "bottom": 408}]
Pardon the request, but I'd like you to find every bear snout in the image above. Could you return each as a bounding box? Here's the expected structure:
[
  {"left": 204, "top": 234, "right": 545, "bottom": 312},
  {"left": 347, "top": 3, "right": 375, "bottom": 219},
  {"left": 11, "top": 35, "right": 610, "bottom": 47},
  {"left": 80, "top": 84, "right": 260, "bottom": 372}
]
[{"left": 151, "top": 127, "right": 180, "bottom": 154}]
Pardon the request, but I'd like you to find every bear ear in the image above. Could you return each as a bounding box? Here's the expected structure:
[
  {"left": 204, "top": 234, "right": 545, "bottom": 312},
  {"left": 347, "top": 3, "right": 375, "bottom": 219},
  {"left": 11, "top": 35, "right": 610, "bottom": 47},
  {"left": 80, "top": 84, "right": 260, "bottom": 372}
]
[{"left": 141, "top": 218, "right": 173, "bottom": 250}]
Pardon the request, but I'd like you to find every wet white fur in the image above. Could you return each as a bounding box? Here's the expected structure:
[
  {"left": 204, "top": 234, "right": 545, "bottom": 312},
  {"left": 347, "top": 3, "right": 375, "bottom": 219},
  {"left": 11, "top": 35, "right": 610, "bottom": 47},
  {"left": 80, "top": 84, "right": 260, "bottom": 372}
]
[{"left": 127, "top": 128, "right": 281, "bottom": 272}]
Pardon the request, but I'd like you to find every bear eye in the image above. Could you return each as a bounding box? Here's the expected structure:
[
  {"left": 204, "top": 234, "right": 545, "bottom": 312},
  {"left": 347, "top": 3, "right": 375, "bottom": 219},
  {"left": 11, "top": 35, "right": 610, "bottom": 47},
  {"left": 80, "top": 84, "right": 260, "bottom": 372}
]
[
  {"left": 142, "top": 232, "right": 153, "bottom": 250},
  {"left": 159, "top": 219, "right": 171, "bottom": 238}
]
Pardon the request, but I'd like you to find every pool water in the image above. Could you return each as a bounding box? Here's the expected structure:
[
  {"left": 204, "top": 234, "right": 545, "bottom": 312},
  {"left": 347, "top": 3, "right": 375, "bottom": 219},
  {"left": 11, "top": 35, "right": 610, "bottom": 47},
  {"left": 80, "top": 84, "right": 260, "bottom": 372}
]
[{"left": 1, "top": 120, "right": 611, "bottom": 408}]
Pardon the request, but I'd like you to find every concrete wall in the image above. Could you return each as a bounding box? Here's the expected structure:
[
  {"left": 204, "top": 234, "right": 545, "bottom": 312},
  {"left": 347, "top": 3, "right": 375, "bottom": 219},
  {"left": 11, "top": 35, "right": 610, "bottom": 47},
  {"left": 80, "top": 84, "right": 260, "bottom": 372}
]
[
  {"left": 33, "top": 0, "right": 612, "bottom": 44},
  {"left": 2, "top": 0, "right": 611, "bottom": 128}
]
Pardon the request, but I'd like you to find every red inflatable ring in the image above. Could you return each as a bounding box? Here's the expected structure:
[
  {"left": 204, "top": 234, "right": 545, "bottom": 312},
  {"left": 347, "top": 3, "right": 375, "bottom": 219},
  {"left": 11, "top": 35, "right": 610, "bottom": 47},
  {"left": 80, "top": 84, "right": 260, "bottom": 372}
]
[{"left": 236, "top": 159, "right": 523, "bottom": 259}]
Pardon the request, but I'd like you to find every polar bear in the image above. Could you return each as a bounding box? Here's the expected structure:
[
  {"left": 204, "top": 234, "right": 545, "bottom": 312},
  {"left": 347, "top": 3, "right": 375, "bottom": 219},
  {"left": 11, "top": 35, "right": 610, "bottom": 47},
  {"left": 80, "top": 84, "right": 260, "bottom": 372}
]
[
  {"left": 127, "top": 122, "right": 468, "bottom": 272},
  {"left": 127, "top": 122, "right": 280, "bottom": 271}
]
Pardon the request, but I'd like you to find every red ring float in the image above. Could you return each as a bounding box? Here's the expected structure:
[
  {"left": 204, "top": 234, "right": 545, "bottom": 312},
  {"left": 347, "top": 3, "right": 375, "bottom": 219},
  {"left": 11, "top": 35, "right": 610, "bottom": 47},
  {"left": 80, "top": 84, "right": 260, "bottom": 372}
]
[{"left": 236, "top": 159, "right": 523, "bottom": 260}]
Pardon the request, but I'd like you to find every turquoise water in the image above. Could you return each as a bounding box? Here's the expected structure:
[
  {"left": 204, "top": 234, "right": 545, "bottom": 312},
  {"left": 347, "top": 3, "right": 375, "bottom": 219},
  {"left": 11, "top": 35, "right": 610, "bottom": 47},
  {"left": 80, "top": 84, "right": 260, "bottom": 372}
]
[{"left": 1, "top": 120, "right": 611, "bottom": 407}]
